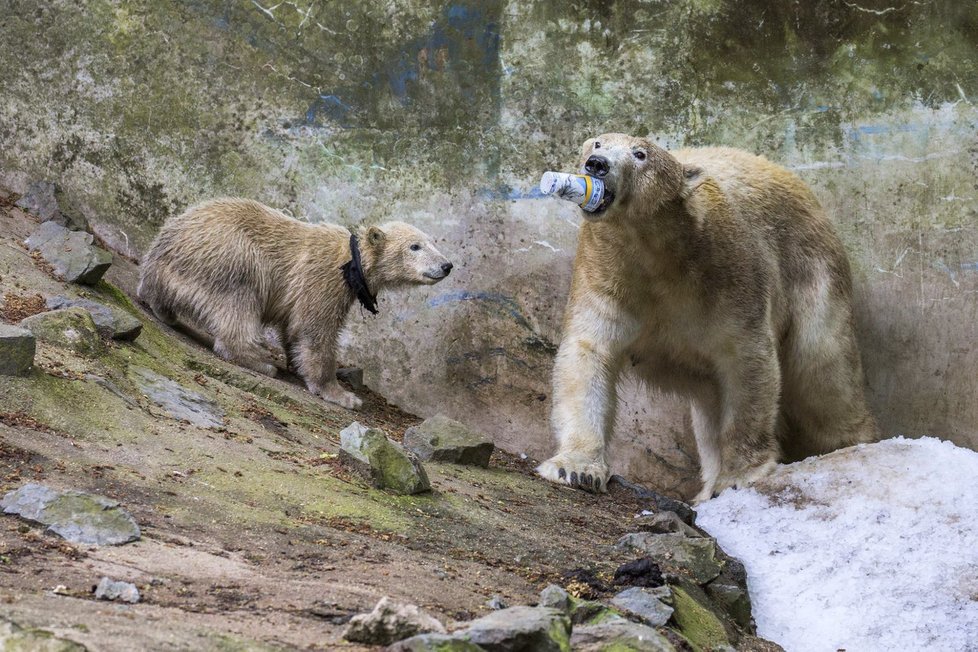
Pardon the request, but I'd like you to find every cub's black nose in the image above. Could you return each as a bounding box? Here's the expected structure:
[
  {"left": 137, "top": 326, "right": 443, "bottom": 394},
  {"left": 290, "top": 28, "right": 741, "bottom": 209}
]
[
  {"left": 441, "top": 262, "right": 453, "bottom": 275},
  {"left": 585, "top": 155, "right": 610, "bottom": 178}
]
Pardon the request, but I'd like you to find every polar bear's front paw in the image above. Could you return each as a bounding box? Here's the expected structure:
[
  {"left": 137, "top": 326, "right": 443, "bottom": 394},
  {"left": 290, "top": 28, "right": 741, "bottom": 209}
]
[
  {"left": 537, "top": 453, "right": 609, "bottom": 493},
  {"left": 315, "top": 382, "right": 363, "bottom": 410}
]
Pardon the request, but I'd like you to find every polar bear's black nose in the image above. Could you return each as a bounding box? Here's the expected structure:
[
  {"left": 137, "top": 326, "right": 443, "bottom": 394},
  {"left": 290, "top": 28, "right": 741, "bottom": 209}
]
[
  {"left": 585, "top": 155, "right": 610, "bottom": 178},
  {"left": 441, "top": 262, "right": 453, "bottom": 275}
]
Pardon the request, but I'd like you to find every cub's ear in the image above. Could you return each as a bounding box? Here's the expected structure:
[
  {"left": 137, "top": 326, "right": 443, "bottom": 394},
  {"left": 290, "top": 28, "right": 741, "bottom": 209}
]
[
  {"left": 680, "top": 165, "right": 705, "bottom": 199},
  {"left": 366, "top": 225, "right": 386, "bottom": 247}
]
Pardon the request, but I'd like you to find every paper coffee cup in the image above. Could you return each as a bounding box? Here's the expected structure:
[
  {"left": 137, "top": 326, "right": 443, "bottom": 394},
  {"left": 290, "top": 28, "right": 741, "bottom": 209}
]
[{"left": 539, "top": 171, "right": 605, "bottom": 212}]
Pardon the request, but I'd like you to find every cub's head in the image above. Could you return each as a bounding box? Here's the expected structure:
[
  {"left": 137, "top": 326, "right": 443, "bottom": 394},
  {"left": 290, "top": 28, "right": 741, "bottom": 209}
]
[
  {"left": 362, "top": 221, "right": 453, "bottom": 287},
  {"left": 576, "top": 133, "right": 687, "bottom": 221}
]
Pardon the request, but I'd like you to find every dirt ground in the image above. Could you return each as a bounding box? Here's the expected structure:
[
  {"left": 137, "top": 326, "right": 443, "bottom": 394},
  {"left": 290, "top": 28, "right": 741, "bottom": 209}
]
[{"left": 0, "top": 193, "right": 667, "bottom": 650}]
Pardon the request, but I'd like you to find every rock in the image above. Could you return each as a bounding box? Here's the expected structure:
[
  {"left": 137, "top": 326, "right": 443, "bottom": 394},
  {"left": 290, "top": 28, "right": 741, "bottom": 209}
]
[
  {"left": 457, "top": 606, "right": 571, "bottom": 652},
  {"left": 633, "top": 511, "right": 703, "bottom": 538},
  {"left": 130, "top": 366, "right": 225, "bottom": 428},
  {"left": 610, "top": 476, "right": 697, "bottom": 525},
  {"left": 705, "top": 553, "right": 753, "bottom": 630},
  {"left": 614, "top": 557, "right": 665, "bottom": 588},
  {"left": 538, "top": 584, "right": 570, "bottom": 611},
  {"left": 19, "top": 308, "right": 102, "bottom": 356},
  {"left": 94, "top": 577, "right": 140, "bottom": 603},
  {"left": 0, "top": 324, "right": 35, "bottom": 376},
  {"left": 387, "top": 633, "right": 485, "bottom": 651},
  {"left": 1, "top": 483, "right": 140, "bottom": 546},
  {"left": 486, "top": 595, "right": 508, "bottom": 610},
  {"left": 0, "top": 617, "right": 88, "bottom": 651},
  {"left": 46, "top": 296, "right": 142, "bottom": 341},
  {"left": 570, "top": 620, "right": 676, "bottom": 652},
  {"left": 336, "top": 366, "right": 364, "bottom": 390},
  {"left": 24, "top": 222, "right": 111, "bottom": 285},
  {"left": 14, "top": 180, "right": 64, "bottom": 225},
  {"left": 610, "top": 586, "right": 674, "bottom": 627},
  {"left": 403, "top": 414, "right": 494, "bottom": 467},
  {"left": 616, "top": 532, "right": 723, "bottom": 584},
  {"left": 343, "top": 597, "right": 446, "bottom": 646},
  {"left": 340, "top": 422, "right": 431, "bottom": 495},
  {"left": 669, "top": 582, "right": 735, "bottom": 650}
]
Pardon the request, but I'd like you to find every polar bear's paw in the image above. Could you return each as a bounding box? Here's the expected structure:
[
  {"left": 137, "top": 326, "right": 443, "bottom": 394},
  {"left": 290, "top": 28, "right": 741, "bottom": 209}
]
[
  {"left": 693, "top": 457, "right": 777, "bottom": 504},
  {"left": 537, "top": 453, "right": 609, "bottom": 493}
]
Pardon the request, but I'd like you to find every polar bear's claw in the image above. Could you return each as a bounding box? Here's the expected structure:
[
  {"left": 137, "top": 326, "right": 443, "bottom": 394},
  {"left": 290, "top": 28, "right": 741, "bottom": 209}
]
[{"left": 538, "top": 454, "right": 609, "bottom": 494}]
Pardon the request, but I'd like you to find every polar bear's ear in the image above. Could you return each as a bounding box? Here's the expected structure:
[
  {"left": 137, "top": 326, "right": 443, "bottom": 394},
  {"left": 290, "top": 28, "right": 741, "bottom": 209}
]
[
  {"left": 680, "top": 165, "right": 705, "bottom": 199},
  {"left": 366, "top": 226, "right": 386, "bottom": 247}
]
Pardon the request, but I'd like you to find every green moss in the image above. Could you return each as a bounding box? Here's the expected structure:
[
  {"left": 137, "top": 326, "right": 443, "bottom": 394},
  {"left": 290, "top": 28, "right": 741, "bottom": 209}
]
[{"left": 670, "top": 586, "right": 730, "bottom": 652}]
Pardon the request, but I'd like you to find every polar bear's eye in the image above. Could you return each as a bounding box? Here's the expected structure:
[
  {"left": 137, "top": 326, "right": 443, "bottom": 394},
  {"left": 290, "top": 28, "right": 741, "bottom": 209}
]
[
  {"left": 634, "top": 150, "right": 647, "bottom": 161},
  {"left": 410, "top": 243, "right": 421, "bottom": 252},
  {"left": 593, "top": 141, "right": 601, "bottom": 149}
]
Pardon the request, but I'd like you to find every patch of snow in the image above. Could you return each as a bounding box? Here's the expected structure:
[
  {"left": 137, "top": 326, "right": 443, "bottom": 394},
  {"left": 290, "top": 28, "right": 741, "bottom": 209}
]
[{"left": 697, "top": 437, "right": 978, "bottom": 652}]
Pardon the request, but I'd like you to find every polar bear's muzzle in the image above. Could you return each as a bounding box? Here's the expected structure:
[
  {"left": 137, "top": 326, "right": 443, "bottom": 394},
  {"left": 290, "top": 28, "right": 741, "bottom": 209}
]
[{"left": 582, "top": 155, "right": 617, "bottom": 215}]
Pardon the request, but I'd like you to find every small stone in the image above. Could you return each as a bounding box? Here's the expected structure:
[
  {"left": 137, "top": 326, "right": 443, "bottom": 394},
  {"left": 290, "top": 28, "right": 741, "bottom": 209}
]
[
  {"left": 343, "top": 597, "right": 446, "bottom": 646},
  {"left": 610, "top": 476, "right": 697, "bottom": 525},
  {"left": 130, "top": 366, "right": 225, "bottom": 428},
  {"left": 15, "top": 180, "right": 64, "bottom": 225},
  {"left": 94, "top": 577, "right": 140, "bottom": 603},
  {"left": 570, "top": 620, "right": 676, "bottom": 652},
  {"left": 336, "top": 366, "right": 364, "bottom": 390},
  {"left": 614, "top": 557, "right": 665, "bottom": 588},
  {"left": 610, "top": 586, "right": 674, "bottom": 627},
  {"left": 616, "top": 532, "right": 723, "bottom": 584},
  {"left": 0, "top": 325, "right": 35, "bottom": 376},
  {"left": 403, "top": 414, "right": 494, "bottom": 467},
  {"left": 20, "top": 307, "right": 102, "bottom": 356},
  {"left": 340, "top": 422, "right": 431, "bottom": 495},
  {"left": 457, "top": 606, "right": 571, "bottom": 652},
  {"left": 538, "top": 584, "right": 570, "bottom": 611},
  {"left": 386, "top": 633, "right": 484, "bottom": 651},
  {"left": 486, "top": 595, "right": 508, "bottom": 610},
  {"left": 24, "top": 222, "right": 111, "bottom": 285},
  {"left": 1, "top": 483, "right": 140, "bottom": 546},
  {"left": 46, "top": 296, "right": 142, "bottom": 341},
  {"left": 705, "top": 551, "right": 753, "bottom": 630}
]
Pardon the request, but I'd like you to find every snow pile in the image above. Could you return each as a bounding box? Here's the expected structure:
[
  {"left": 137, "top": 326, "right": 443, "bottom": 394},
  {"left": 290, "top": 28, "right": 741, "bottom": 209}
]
[{"left": 697, "top": 437, "right": 978, "bottom": 652}]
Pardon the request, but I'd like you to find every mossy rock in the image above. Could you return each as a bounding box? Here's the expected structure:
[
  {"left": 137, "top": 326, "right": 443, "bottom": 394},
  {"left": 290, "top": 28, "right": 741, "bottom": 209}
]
[
  {"left": 340, "top": 422, "right": 431, "bottom": 495},
  {"left": 669, "top": 583, "right": 732, "bottom": 652},
  {"left": 0, "top": 618, "right": 87, "bottom": 651},
  {"left": 20, "top": 307, "right": 102, "bottom": 356}
]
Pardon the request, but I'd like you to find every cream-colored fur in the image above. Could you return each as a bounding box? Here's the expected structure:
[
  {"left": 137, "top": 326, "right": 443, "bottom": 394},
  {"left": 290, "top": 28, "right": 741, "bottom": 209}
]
[
  {"left": 537, "top": 134, "right": 878, "bottom": 502},
  {"left": 137, "top": 198, "right": 452, "bottom": 409}
]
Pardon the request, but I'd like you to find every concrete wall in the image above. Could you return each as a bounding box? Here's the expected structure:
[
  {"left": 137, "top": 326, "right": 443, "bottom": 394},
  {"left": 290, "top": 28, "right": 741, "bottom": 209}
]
[{"left": 2, "top": 0, "right": 976, "bottom": 498}]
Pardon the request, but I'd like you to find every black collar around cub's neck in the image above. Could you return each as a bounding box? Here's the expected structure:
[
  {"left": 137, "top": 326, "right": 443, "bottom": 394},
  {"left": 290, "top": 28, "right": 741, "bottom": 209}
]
[{"left": 340, "top": 234, "right": 378, "bottom": 314}]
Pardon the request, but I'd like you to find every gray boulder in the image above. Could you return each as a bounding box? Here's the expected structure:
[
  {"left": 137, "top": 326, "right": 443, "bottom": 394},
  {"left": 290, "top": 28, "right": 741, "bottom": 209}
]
[
  {"left": 20, "top": 307, "right": 102, "bottom": 356},
  {"left": 456, "top": 606, "right": 571, "bottom": 652},
  {"left": 570, "top": 620, "right": 676, "bottom": 652},
  {"left": 610, "top": 586, "right": 674, "bottom": 627},
  {"left": 46, "top": 296, "right": 142, "bottom": 341},
  {"left": 0, "top": 325, "right": 35, "bottom": 376},
  {"left": 130, "top": 366, "right": 225, "bottom": 428},
  {"left": 404, "top": 414, "right": 494, "bottom": 467},
  {"left": 24, "top": 222, "right": 111, "bottom": 285},
  {"left": 343, "top": 597, "right": 446, "bottom": 646},
  {"left": 616, "top": 532, "right": 723, "bottom": 584},
  {"left": 94, "top": 577, "right": 140, "bottom": 603},
  {"left": 1, "top": 483, "right": 140, "bottom": 546},
  {"left": 341, "top": 422, "right": 431, "bottom": 495}
]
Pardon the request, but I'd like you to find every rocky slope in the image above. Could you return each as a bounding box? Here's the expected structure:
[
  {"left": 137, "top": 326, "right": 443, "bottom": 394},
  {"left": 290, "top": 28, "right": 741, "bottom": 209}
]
[{"left": 0, "top": 187, "right": 780, "bottom": 651}]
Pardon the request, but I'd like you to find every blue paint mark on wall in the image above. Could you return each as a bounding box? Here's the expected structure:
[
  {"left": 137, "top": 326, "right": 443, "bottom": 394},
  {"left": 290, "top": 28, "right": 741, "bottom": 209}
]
[{"left": 428, "top": 289, "right": 532, "bottom": 331}]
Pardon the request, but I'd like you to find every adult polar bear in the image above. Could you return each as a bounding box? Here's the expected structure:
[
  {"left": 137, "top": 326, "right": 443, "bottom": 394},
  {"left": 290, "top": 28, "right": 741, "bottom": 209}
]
[{"left": 537, "top": 133, "right": 878, "bottom": 503}]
